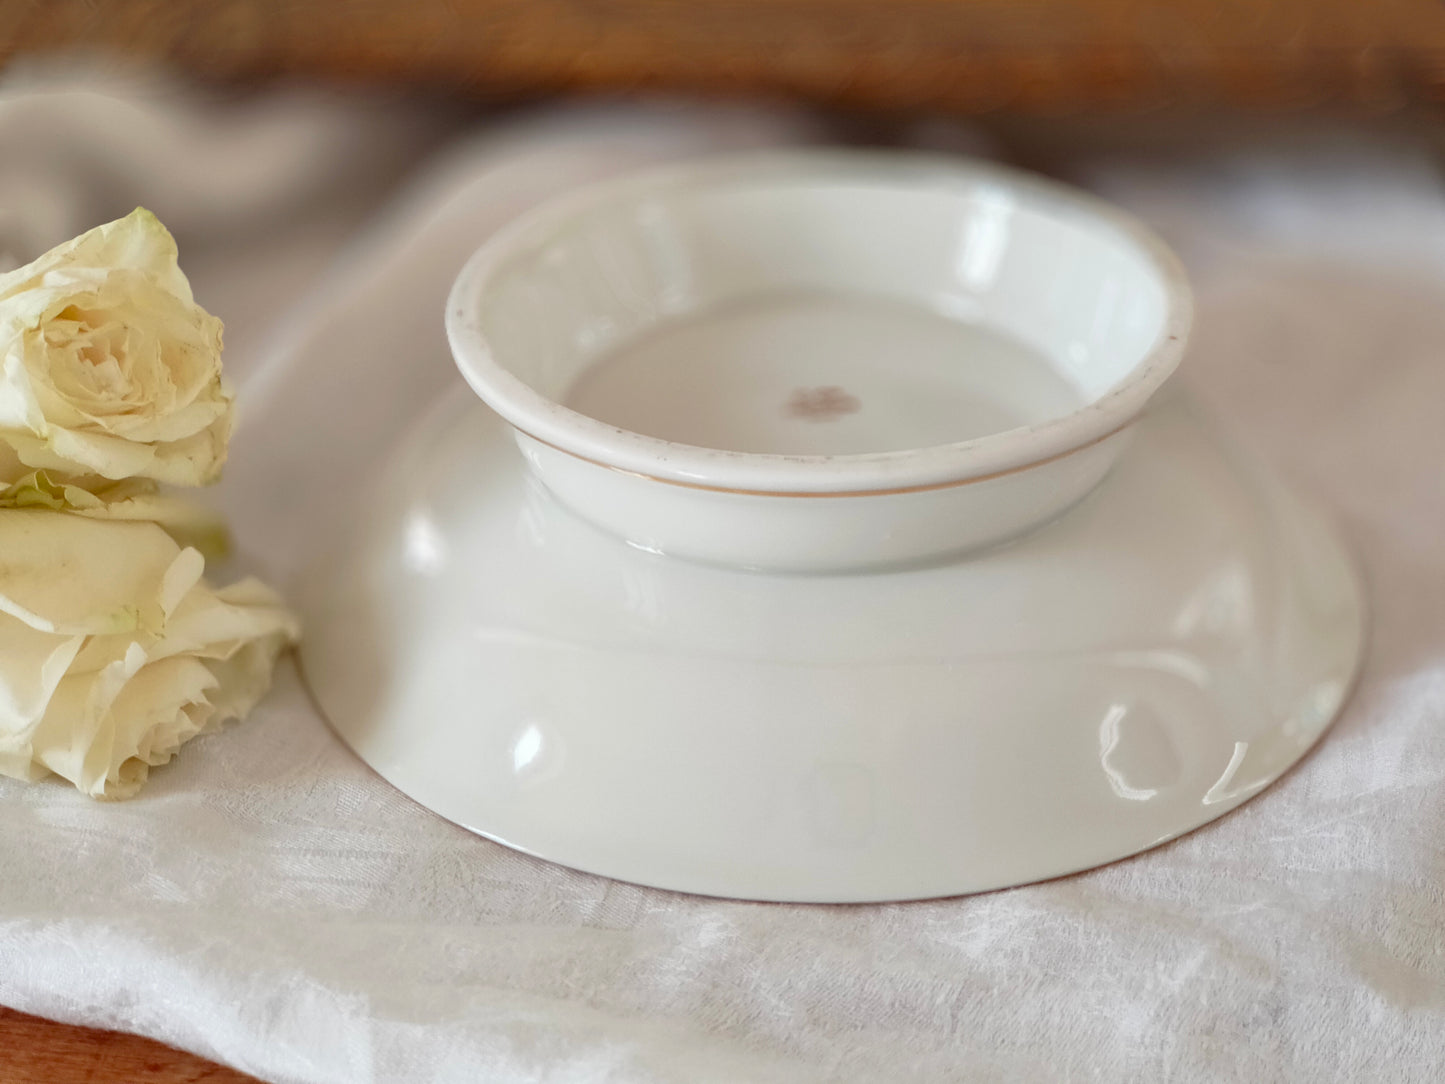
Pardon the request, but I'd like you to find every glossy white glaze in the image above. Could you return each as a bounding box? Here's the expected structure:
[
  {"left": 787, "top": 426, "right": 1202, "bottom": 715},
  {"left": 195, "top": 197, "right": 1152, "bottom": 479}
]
[
  {"left": 565, "top": 291, "right": 1084, "bottom": 454},
  {"left": 446, "top": 151, "right": 1192, "bottom": 570},
  {"left": 513, "top": 426, "right": 1131, "bottom": 571},
  {"left": 298, "top": 389, "right": 1365, "bottom": 903}
]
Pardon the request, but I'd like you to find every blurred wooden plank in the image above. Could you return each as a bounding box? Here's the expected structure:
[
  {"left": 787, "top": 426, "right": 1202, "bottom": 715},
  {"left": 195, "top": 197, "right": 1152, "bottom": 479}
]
[
  {"left": 2, "top": 0, "right": 1443, "bottom": 111},
  {"left": 0, "top": 1006, "right": 254, "bottom": 1084}
]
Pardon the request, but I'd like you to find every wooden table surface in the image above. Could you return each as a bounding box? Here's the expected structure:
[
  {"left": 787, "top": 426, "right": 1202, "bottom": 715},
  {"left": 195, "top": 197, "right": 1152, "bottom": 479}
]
[{"left": 0, "top": 1007, "right": 253, "bottom": 1083}]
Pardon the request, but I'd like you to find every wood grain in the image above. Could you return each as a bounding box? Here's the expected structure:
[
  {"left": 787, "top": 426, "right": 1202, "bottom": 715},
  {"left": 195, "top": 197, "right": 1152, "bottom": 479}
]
[
  {"left": 2, "top": 0, "right": 1444, "bottom": 112},
  {"left": 0, "top": 1007, "right": 254, "bottom": 1084}
]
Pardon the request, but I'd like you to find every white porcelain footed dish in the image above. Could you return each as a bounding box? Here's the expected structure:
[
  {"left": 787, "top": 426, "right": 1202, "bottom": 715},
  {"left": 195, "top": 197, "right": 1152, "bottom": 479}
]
[
  {"left": 299, "top": 387, "right": 1364, "bottom": 903},
  {"left": 447, "top": 151, "right": 1192, "bottom": 571}
]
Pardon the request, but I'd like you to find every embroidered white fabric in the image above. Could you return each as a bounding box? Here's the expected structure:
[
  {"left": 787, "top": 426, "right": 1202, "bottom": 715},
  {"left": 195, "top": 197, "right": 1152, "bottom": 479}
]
[{"left": 1, "top": 68, "right": 1441, "bottom": 1083}]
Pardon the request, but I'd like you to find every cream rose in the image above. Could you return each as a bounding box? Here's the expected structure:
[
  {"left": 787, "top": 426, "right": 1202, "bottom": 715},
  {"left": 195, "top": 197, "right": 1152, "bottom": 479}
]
[
  {"left": 0, "top": 509, "right": 298, "bottom": 799},
  {"left": 0, "top": 208, "right": 231, "bottom": 486},
  {"left": 0, "top": 466, "right": 230, "bottom": 561}
]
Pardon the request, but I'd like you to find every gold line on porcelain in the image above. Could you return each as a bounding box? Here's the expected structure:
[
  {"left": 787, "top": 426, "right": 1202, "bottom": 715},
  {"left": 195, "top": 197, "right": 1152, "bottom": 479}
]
[{"left": 510, "top": 419, "right": 1136, "bottom": 498}]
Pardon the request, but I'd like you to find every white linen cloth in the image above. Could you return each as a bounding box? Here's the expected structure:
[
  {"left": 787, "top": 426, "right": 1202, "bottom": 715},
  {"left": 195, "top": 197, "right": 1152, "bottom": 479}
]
[{"left": 1, "top": 69, "right": 1443, "bottom": 1083}]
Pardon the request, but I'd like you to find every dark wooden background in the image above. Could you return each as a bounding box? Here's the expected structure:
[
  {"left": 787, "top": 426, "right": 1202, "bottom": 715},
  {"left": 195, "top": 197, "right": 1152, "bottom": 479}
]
[{"left": 3, "top": 0, "right": 1445, "bottom": 112}]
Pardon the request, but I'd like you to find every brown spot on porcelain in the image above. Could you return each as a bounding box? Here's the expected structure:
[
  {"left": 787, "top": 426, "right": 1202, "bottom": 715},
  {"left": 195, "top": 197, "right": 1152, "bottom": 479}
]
[{"left": 784, "top": 385, "right": 862, "bottom": 422}]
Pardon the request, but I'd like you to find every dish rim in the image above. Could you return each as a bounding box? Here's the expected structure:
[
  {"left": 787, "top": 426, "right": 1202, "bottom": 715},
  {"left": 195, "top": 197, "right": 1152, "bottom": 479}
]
[{"left": 445, "top": 148, "right": 1193, "bottom": 495}]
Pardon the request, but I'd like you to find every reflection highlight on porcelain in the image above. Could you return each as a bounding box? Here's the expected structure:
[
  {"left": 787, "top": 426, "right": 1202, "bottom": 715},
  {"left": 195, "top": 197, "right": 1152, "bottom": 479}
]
[
  {"left": 1202, "top": 742, "right": 1254, "bottom": 806},
  {"left": 401, "top": 507, "right": 449, "bottom": 575},
  {"left": 952, "top": 185, "right": 1015, "bottom": 291},
  {"left": 1095, "top": 696, "right": 1194, "bottom": 804},
  {"left": 509, "top": 721, "right": 566, "bottom": 787},
  {"left": 1172, "top": 562, "right": 1256, "bottom": 638},
  {"left": 512, "top": 723, "right": 544, "bottom": 773}
]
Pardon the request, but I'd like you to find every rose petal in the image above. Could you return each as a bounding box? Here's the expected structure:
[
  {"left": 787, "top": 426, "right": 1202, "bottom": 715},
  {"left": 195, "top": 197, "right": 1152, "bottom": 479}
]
[
  {"left": 0, "top": 209, "right": 230, "bottom": 486},
  {"left": 0, "top": 208, "right": 192, "bottom": 305},
  {"left": 0, "top": 510, "right": 203, "bottom": 635},
  {"left": 0, "top": 471, "right": 231, "bottom": 561},
  {"left": 6, "top": 573, "right": 296, "bottom": 799},
  {"left": 0, "top": 614, "right": 85, "bottom": 762}
]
